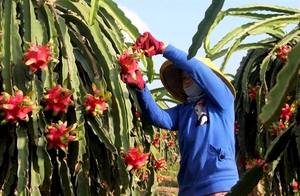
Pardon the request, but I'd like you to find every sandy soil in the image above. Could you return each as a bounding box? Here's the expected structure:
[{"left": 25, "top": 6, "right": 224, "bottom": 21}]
[
  {"left": 140, "top": 174, "right": 179, "bottom": 196},
  {"left": 155, "top": 175, "right": 179, "bottom": 196}
]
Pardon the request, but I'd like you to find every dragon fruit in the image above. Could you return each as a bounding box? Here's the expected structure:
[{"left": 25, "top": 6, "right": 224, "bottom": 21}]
[
  {"left": 277, "top": 45, "right": 292, "bottom": 62},
  {"left": 23, "top": 42, "right": 52, "bottom": 72},
  {"left": 124, "top": 146, "right": 148, "bottom": 172},
  {"left": 153, "top": 157, "right": 167, "bottom": 171},
  {"left": 117, "top": 47, "right": 142, "bottom": 80},
  {"left": 0, "top": 90, "right": 40, "bottom": 124},
  {"left": 45, "top": 121, "right": 83, "bottom": 153},
  {"left": 83, "top": 83, "right": 110, "bottom": 116},
  {"left": 43, "top": 84, "right": 74, "bottom": 116}
]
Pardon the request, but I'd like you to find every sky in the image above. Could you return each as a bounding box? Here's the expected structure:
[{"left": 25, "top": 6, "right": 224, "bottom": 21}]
[{"left": 113, "top": 0, "right": 300, "bottom": 89}]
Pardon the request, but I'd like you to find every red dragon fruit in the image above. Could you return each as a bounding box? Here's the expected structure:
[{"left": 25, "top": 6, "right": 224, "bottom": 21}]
[
  {"left": 276, "top": 45, "right": 292, "bottom": 62},
  {"left": 117, "top": 47, "right": 142, "bottom": 80},
  {"left": 84, "top": 83, "right": 110, "bottom": 116},
  {"left": 153, "top": 157, "right": 167, "bottom": 171},
  {"left": 292, "top": 180, "right": 299, "bottom": 191},
  {"left": 0, "top": 90, "right": 40, "bottom": 124},
  {"left": 124, "top": 146, "right": 148, "bottom": 172},
  {"left": 280, "top": 103, "right": 292, "bottom": 121},
  {"left": 248, "top": 85, "right": 267, "bottom": 100},
  {"left": 168, "top": 140, "right": 175, "bottom": 147},
  {"left": 23, "top": 42, "right": 53, "bottom": 72},
  {"left": 156, "top": 174, "right": 164, "bottom": 184},
  {"left": 43, "top": 84, "right": 74, "bottom": 116},
  {"left": 45, "top": 120, "right": 83, "bottom": 153},
  {"left": 152, "top": 134, "right": 160, "bottom": 148},
  {"left": 234, "top": 121, "right": 240, "bottom": 134}
]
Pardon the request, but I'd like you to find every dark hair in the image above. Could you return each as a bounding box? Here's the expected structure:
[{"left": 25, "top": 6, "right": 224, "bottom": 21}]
[
  {"left": 178, "top": 68, "right": 183, "bottom": 77},
  {"left": 177, "top": 68, "right": 186, "bottom": 95}
]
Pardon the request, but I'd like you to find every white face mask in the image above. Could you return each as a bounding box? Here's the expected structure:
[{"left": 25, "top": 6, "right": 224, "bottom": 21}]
[{"left": 183, "top": 83, "right": 202, "bottom": 98}]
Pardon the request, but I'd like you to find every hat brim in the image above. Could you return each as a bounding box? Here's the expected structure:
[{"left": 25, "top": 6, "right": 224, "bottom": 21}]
[{"left": 160, "top": 58, "right": 236, "bottom": 103}]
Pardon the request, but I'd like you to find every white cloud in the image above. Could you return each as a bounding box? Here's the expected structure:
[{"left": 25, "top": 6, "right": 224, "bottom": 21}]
[{"left": 118, "top": 6, "right": 150, "bottom": 41}]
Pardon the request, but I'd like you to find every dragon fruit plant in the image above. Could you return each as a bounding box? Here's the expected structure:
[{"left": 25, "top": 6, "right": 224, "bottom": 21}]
[{"left": 0, "top": 0, "right": 162, "bottom": 195}]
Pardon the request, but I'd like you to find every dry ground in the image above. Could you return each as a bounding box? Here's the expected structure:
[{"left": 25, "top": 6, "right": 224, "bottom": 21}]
[
  {"left": 141, "top": 172, "right": 179, "bottom": 196},
  {"left": 155, "top": 175, "right": 178, "bottom": 196}
]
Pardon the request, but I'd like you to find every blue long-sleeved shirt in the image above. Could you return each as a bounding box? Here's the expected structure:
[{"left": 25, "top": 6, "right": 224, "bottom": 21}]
[{"left": 136, "top": 45, "right": 239, "bottom": 196}]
